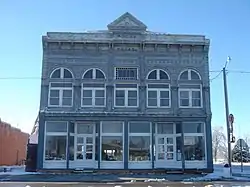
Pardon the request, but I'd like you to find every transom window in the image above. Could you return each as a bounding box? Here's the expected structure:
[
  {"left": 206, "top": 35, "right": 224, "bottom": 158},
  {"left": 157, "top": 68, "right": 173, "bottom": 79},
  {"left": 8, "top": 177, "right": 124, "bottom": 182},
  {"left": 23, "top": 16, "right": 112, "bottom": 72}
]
[
  {"left": 48, "top": 83, "right": 73, "bottom": 107},
  {"left": 179, "top": 69, "right": 201, "bottom": 80},
  {"left": 147, "top": 84, "right": 170, "bottom": 108},
  {"left": 83, "top": 68, "right": 105, "bottom": 79},
  {"left": 114, "top": 84, "right": 138, "bottom": 107},
  {"left": 178, "top": 69, "right": 202, "bottom": 108},
  {"left": 81, "top": 83, "right": 106, "bottom": 107},
  {"left": 115, "top": 67, "right": 138, "bottom": 80},
  {"left": 50, "top": 68, "right": 73, "bottom": 79},
  {"left": 147, "top": 69, "right": 169, "bottom": 80}
]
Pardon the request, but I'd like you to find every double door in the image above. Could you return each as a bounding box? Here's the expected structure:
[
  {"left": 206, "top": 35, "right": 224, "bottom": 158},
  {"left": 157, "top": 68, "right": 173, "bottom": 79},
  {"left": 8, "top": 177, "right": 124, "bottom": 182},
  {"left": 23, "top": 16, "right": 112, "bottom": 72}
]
[
  {"left": 156, "top": 136, "right": 175, "bottom": 161},
  {"left": 75, "top": 135, "right": 95, "bottom": 162}
]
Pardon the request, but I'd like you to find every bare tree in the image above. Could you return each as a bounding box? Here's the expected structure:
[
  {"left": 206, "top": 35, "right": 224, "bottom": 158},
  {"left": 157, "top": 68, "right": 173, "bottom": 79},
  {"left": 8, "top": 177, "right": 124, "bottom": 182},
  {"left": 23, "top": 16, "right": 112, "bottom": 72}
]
[{"left": 212, "top": 126, "right": 227, "bottom": 162}]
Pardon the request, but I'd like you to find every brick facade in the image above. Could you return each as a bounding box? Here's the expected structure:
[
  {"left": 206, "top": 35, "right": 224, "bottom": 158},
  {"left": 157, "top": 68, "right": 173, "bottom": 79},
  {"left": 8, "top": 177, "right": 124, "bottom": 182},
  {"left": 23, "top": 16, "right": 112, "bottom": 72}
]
[{"left": 0, "top": 120, "right": 29, "bottom": 166}]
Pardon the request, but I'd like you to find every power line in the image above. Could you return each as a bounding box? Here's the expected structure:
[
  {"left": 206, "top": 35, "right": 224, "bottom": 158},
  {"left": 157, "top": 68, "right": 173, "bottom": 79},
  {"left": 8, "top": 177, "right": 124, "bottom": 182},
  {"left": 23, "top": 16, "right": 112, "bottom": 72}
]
[{"left": 210, "top": 70, "right": 223, "bottom": 82}]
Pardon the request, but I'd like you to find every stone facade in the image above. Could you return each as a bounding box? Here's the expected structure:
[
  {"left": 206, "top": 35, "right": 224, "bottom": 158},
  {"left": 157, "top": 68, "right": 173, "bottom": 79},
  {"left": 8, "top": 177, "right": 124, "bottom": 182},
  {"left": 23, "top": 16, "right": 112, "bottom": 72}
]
[{"left": 37, "top": 12, "right": 212, "bottom": 172}]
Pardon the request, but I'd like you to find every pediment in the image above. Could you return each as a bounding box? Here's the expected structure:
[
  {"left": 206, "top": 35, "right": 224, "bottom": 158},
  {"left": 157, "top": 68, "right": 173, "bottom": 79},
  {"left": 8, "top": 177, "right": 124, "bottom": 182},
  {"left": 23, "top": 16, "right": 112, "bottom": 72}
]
[{"left": 107, "top": 12, "right": 147, "bottom": 32}]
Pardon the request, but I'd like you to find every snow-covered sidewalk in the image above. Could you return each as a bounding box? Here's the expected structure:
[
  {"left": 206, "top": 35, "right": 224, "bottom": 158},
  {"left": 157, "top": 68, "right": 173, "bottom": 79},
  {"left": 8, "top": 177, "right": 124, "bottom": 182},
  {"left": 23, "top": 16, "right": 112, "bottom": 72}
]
[{"left": 0, "top": 165, "right": 38, "bottom": 176}]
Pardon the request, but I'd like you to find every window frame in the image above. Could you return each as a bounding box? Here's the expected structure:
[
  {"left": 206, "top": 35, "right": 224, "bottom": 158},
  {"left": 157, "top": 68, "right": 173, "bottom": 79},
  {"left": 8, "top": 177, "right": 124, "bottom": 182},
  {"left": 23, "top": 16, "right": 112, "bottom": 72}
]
[
  {"left": 178, "top": 84, "right": 203, "bottom": 108},
  {"left": 114, "top": 85, "right": 139, "bottom": 108},
  {"left": 81, "top": 84, "right": 106, "bottom": 107},
  {"left": 44, "top": 121, "right": 68, "bottom": 162},
  {"left": 146, "top": 83, "right": 171, "bottom": 108},
  {"left": 48, "top": 82, "right": 73, "bottom": 107},
  {"left": 114, "top": 67, "right": 138, "bottom": 80}
]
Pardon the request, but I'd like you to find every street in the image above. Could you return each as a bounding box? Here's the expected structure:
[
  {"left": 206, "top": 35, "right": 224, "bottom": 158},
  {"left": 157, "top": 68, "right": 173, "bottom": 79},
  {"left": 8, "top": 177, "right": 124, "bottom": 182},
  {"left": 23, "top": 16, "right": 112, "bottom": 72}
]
[{"left": 1, "top": 182, "right": 250, "bottom": 187}]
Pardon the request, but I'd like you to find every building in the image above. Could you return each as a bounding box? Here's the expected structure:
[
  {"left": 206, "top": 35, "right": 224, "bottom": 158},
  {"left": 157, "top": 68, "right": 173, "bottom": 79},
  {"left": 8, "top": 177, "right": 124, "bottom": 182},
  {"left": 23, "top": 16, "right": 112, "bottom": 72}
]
[
  {"left": 0, "top": 119, "right": 29, "bottom": 166},
  {"left": 37, "top": 12, "right": 212, "bottom": 172}
]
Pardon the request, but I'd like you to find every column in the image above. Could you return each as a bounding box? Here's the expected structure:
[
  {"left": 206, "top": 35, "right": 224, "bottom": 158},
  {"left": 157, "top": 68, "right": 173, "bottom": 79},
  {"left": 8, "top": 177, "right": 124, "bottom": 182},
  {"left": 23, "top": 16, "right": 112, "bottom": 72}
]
[
  {"left": 96, "top": 122, "right": 101, "bottom": 169},
  {"left": 124, "top": 121, "right": 129, "bottom": 169},
  {"left": 151, "top": 122, "right": 156, "bottom": 169},
  {"left": 37, "top": 112, "right": 45, "bottom": 170}
]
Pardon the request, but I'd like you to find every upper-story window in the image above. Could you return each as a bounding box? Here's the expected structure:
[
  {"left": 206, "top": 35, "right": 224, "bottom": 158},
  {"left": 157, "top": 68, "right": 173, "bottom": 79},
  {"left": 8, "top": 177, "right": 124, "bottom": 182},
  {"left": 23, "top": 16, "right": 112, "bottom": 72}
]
[
  {"left": 48, "top": 68, "right": 74, "bottom": 107},
  {"left": 50, "top": 67, "right": 74, "bottom": 79},
  {"left": 115, "top": 67, "right": 138, "bottom": 80},
  {"left": 114, "top": 84, "right": 138, "bottom": 107},
  {"left": 146, "top": 69, "right": 171, "bottom": 108},
  {"left": 178, "top": 69, "right": 202, "bottom": 108},
  {"left": 82, "top": 68, "right": 106, "bottom": 107},
  {"left": 83, "top": 68, "right": 105, "bottom": 79}
]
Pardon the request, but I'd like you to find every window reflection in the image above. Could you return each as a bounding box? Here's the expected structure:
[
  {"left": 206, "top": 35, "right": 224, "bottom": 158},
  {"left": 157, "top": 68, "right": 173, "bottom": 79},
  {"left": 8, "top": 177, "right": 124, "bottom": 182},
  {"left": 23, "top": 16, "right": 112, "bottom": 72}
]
[
  {"left": 184, "top": 136, "right": 205, "bottom": 160},
  {"left": 129, "top": 136, "right": 151, "bottom": 161},
  {"left": 45, "top": 136, "right": 67, "bottom": 160},
  {"left": 101, "top": 136, "right": 123, "bottom": 161}
]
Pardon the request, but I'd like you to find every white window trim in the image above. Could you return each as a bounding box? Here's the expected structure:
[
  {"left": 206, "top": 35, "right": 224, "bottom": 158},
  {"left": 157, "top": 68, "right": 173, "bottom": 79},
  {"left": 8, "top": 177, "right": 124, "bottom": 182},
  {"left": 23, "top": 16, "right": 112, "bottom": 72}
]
[
  {"left": 81, "top": 85, "right": 106, "bottom": 107},
  {"left": 114, "top": 67, "right": 138, "bottom": 80},
  {"left": 48, "top": 83, "right": 73, "bottom": 107},
  {"left": 43, "top": 121, "right": 68, "bottom": 162},
  {"left": 100, "top": 121, "right": 124, "bottom": 162},
  {"left": 147, "top": 84, "right": 171, "bottom": 108},
  {"left": 178, "top": 85, "right": 203, "bottom": 108},
  {"left": 114, "top": 86, "right": 139, "bottom": 108}
]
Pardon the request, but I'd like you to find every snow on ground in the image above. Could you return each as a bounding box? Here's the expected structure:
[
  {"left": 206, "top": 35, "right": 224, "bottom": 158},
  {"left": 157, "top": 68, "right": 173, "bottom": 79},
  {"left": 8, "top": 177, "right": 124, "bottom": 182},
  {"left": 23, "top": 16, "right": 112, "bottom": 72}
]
[{"left": 0, "top": 166, "right": 39, "bottom": 175}]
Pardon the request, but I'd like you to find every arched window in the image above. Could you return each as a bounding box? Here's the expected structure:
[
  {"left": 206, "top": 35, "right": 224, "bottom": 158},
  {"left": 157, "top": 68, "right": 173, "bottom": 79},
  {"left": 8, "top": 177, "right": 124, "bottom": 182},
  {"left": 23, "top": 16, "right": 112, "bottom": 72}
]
[
  {"left": 48, "top": 68, "right": 74, "bottom": 107},
  {"left": 50, "top": 67, "right": 74, "bottom": 79},
  {"left": 146, "top": 69, "right": 170, "bottom": 108},
  {"left": 82, "top": 68, "right": 106, "bottom": 107},
  {"left": 147, "top": 69, "right": 170, "bottom": 80},
  {"left": 83, "top": 68, "right": 105, "bottom": 79},
  {"left": 179, "top": 69, "right": 201, "bottom": 80},
  {"left": 178, "top": 69, "right": 202, "bottom": 108}
]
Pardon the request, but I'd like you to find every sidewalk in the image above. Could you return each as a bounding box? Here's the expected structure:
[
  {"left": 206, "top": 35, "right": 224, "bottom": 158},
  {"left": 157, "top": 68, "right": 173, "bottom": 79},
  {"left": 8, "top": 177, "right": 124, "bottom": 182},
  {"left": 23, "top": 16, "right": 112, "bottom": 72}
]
[{"left": 0, "top": 173, "right": 204, "bottom": 183}]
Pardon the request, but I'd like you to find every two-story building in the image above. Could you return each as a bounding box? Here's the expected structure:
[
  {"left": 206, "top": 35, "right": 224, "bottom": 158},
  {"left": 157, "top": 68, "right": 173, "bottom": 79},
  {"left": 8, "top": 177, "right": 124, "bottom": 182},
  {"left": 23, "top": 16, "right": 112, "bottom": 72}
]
[{"left": 37, "top": 12, "right": 213, "bottom": 172}]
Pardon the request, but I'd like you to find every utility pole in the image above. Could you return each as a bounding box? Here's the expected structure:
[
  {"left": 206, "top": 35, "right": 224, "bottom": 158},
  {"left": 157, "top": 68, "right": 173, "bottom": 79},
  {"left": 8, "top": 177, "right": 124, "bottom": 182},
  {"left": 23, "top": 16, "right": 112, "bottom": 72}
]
[{"left": 223, "top": 63, "right": 232, "bottom": 176}]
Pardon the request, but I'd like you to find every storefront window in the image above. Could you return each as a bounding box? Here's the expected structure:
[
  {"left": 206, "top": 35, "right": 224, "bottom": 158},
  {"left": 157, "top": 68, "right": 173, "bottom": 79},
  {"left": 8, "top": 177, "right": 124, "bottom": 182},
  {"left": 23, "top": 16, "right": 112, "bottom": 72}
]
[
  {"left": 69, "top": 136, "right": 74, "bottom": 161},
  {"left": 183, "top": 122, "right": 205, "bottom": 161},
  {"left": 184, "top": 136, "right": 205, "bottom": 160},
  {"left": 176, "top": 136, "right": 182, "bottom": 161},
  {"left": 101, "top": 136, "right": 123, "bottom": 161},
  {"left": 45, "top": 121, "right": 68, "bottom": 161},
  {"left": 45, "top": 136, "right": 67, "bottom": 160},
  {"left": 129, "top": 122, "right": 151, "bottom": 162},
  {"left": 129, "top": 136, "right": 150, "bottom": 161}
]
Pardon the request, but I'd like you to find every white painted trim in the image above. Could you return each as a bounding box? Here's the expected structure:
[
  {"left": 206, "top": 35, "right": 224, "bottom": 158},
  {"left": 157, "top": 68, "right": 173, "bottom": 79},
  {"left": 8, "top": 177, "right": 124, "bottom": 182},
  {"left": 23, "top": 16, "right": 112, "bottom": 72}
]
[
  {"left": 50, "top": 67, "right": 74, "bottom": 79},
  {"left": 48, "top": 82, "right": 74, "bottom": 107},
  {"left": 82, "top": 68, "right": 106, "bottom": 79},
  {"left": 178, "top": 84, "right": 203, "bottom": 108},
  {"left": 114, "top": 85, "right": 139, "bottom": 107},
  {"left": 81, "top": 84, "right": 106, "bottom": 107},
  {"left": 146, "top": 69, "right": 170, "bottom": 80},
  {"left": 146, "top": 83, "right": 171, "bottom": 108}
]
